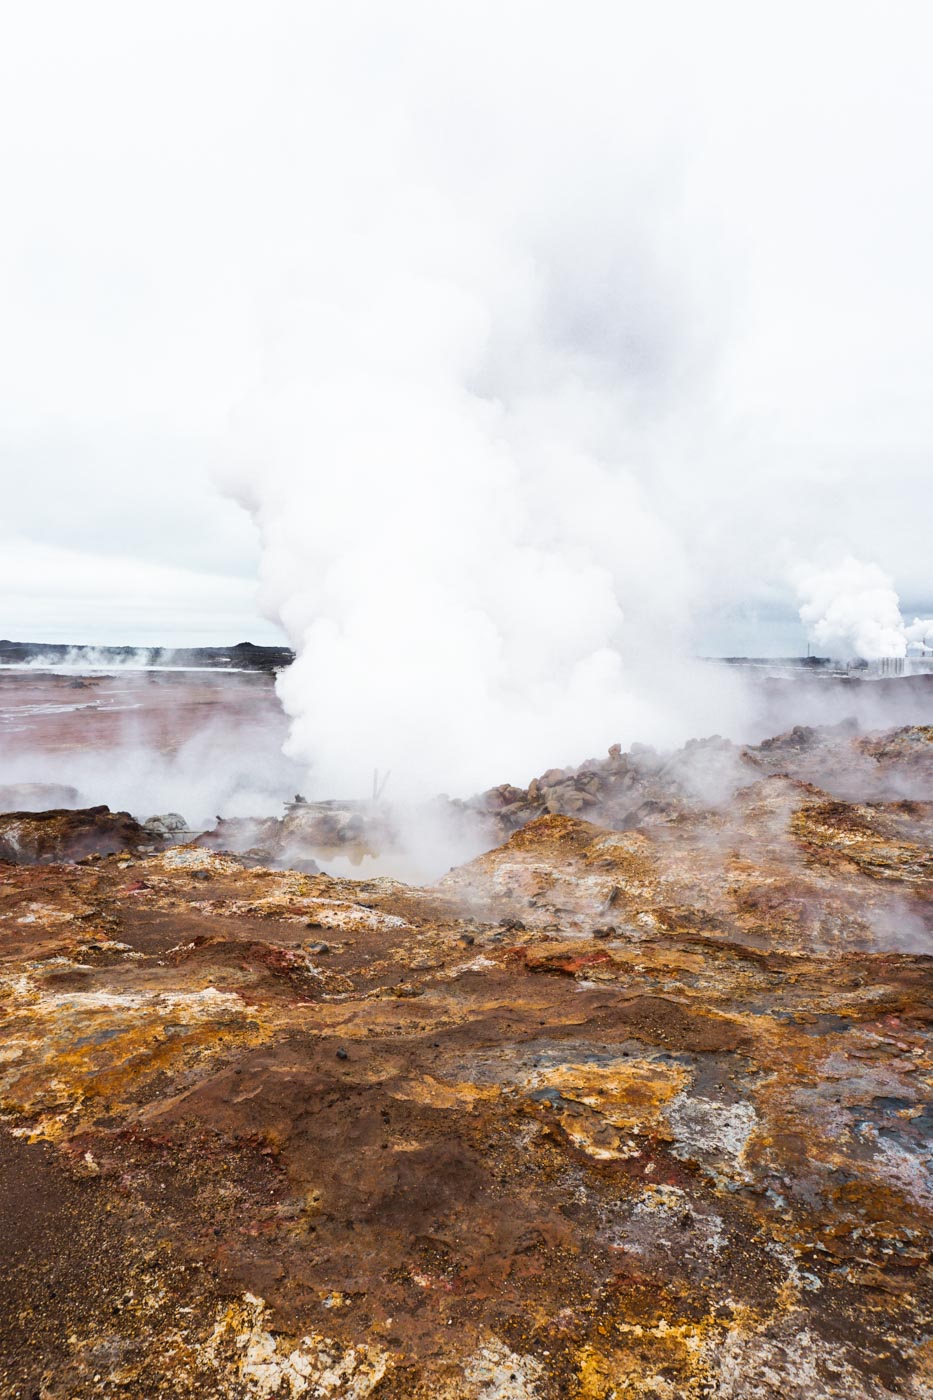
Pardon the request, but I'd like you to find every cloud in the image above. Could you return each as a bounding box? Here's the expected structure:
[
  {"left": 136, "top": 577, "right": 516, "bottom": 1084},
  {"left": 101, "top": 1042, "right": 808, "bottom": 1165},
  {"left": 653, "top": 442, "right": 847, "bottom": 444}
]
[{"left": 0, "top": 539, "right": 281, "bottom": 646}]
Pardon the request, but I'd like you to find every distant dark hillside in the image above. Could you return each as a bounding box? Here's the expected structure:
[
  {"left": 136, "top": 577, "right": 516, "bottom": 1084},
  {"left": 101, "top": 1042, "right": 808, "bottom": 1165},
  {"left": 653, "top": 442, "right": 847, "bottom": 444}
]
[{"left": 0, "top": 640, "right": 294, "bottom": 672}]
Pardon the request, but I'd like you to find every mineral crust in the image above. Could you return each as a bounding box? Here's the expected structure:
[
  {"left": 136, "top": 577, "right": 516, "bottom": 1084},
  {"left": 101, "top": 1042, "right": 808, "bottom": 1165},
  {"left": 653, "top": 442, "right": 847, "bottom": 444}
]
[{"left": 0, "top": 724, "right": 931, "bottom": 1398}]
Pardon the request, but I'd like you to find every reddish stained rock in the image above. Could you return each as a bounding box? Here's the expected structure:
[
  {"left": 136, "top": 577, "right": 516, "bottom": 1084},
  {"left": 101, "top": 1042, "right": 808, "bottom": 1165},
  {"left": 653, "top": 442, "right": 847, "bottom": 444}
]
[
  {"left": 507, "top": 945, "right": 615, "bottom": 976},
  {"left": 0, "top": 805, "right": 156, "bottom": 865},
  {"left": 0, "top": 725, "right": 931, "bottom": 1397}
]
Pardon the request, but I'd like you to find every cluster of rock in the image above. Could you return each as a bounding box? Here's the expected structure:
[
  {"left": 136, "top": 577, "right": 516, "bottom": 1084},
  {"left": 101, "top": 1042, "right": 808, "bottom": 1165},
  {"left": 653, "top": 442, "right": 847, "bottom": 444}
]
[
  {"left": 0, "top": 805, "right": 157, "bottom": 865},
  {"left": 462, "top": 735, "right": 751, "bottom": 842},
  {"left": 2, "top": 721, "right": 929, "bottom": 870},
  {"left": 0, "top": 807, "right": 200, "bottom": 866},
  {"left": 195, "top": 800, "right": 397, "bottom": 872},
  {"left": 141, "top": 812, "right": 190, "bottom": 841},
  {"left": 462, "top": 717, "right": 931, "bottom": 844}
]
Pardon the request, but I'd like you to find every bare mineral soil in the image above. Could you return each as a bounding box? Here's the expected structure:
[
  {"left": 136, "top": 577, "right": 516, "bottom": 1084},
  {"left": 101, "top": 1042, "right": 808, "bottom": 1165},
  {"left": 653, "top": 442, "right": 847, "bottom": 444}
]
[
  {"left": 0, "top": 669, "right": 287, "bottom": 759},
  {"left": 0, "top": 676, "right": 931, "bottom": 1397}
]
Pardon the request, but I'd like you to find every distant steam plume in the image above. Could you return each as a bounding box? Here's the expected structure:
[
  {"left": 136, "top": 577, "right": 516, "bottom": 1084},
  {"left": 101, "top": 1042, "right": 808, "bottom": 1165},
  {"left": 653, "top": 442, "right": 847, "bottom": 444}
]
[{"left": 795, "top": 558, "right": 933, "bottom": 661}]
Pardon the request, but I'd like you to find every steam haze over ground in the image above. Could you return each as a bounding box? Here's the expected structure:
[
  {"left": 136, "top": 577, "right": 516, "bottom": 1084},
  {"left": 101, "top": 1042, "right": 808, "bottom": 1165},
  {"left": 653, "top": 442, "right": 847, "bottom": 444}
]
[
  {"left": 2, "top": 668, "right": 930, "bottom": 888},
  {"left": 1, "top": 2, "right": 932, "bottom": 799}
]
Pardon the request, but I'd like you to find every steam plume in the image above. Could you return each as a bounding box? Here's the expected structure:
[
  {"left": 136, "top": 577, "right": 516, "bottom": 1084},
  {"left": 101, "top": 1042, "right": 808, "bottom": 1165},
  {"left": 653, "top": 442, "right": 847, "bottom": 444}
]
[
  {"left": 795, "top": 558, "right": 933, "bottom": 661},
  {"left": 218, "top": 4, "right": 933, "bottom": 799}
]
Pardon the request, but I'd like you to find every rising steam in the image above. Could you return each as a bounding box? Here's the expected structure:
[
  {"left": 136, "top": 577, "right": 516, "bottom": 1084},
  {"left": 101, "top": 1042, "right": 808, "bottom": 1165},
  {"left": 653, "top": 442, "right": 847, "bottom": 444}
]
[
  {"left": 795, "top": 558, "right": 933, "bottom": 661},
  {"left": 218, "top": 4, "right": 933, "bottom": 800},
  {"left": 221, "top": 11, "right": 743, "bottom": 799},
  {"left": 229, "top": 373, "right": 742, "bottom": 797}
]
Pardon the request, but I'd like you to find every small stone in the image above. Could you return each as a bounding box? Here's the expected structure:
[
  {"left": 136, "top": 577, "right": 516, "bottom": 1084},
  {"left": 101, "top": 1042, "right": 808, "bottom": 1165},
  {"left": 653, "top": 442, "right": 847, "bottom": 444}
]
[
  {"left": 306, "top": 940, "right": 330, "bottom": 954},
  {"left": 336, "top": 1047, "right": 349, "bottom": 1060}
]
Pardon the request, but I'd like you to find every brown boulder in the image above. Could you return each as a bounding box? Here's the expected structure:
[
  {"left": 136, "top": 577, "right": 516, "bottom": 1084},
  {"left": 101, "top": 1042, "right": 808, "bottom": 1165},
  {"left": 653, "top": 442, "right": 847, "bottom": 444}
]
[{"left": 0, "top": 806, "right": 154, "bottom": 865}]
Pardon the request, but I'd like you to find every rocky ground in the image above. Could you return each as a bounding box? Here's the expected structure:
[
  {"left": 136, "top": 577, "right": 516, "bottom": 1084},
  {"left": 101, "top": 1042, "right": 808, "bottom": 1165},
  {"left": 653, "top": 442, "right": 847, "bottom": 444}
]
[{"left": 0, "top": 724, "right": 931, "bottom": 1397}]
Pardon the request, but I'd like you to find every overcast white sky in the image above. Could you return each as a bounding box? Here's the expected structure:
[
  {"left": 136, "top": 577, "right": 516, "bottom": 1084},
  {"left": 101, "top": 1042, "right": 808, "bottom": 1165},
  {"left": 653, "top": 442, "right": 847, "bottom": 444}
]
[{"left": 1, "top": 1, "right": 931, "bottom": 650}]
